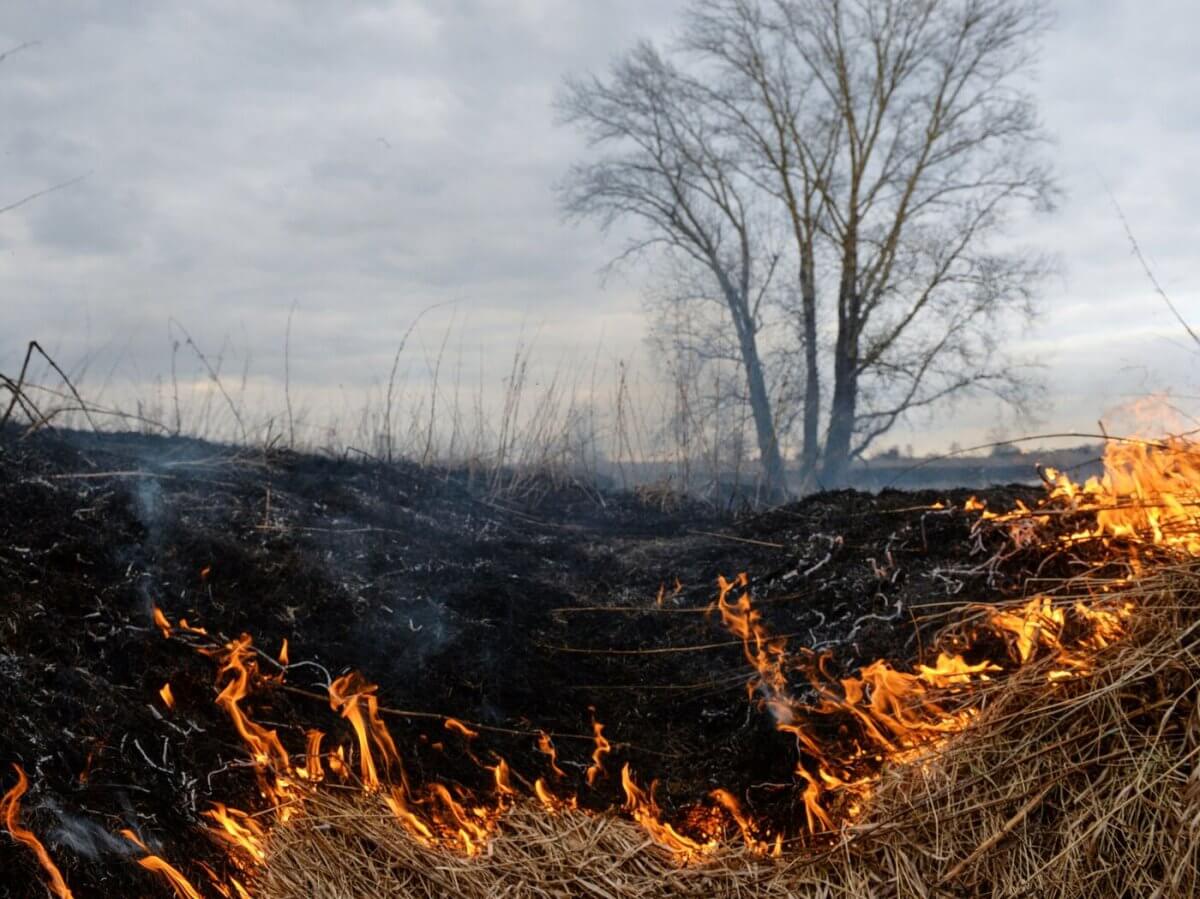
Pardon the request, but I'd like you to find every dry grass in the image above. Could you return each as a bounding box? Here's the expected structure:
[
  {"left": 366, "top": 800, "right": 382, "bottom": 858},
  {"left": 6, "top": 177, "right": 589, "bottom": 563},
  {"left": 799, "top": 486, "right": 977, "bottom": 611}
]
[{"left": 258, "top": 566, "right": 1200, "bottom": 898}]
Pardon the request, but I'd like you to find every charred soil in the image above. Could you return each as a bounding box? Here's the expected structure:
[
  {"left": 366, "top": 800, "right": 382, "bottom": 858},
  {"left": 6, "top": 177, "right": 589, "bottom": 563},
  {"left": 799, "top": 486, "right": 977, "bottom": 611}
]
[{"left": 0, "top": 426, "right": 1044, "bottom": 897}]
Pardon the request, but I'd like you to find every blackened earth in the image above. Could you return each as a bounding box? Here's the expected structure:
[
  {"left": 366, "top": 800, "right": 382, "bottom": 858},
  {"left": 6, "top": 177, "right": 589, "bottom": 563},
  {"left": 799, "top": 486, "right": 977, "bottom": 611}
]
[{"left": 0, "top": 426, "right": 1046, "bottom": 897}]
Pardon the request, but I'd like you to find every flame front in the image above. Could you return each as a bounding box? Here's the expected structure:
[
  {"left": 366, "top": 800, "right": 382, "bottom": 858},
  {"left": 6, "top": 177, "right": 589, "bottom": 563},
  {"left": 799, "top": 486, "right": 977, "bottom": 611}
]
[
  {"left": 99, "top": 435, "right": 1200, "bottom": 890},
  {"left": 621, "top": 764, "right": 716, "bottom": 861}
]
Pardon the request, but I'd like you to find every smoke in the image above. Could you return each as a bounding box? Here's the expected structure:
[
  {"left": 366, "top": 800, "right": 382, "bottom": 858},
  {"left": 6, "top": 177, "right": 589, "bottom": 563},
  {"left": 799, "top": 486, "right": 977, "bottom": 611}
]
[
  {"left": 131, "top": 477, "right": 167, "bottom": 546},
  {"left": 48, "top": 806, "right": 138, "bottom": 860},
  {"left": 351, "top": 595, "right": 457, "bottom": 672}
]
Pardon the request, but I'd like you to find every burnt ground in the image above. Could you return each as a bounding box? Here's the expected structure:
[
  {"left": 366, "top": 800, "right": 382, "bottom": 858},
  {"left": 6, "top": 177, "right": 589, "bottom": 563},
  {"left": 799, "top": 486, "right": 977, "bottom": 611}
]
[{"left": 0, "top": 425, "right": 1046, "bottom": 898}]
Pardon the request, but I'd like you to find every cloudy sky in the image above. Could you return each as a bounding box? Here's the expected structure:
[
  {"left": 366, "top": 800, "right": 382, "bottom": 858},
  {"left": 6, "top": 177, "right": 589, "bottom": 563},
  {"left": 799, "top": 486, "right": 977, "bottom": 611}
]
[{"left": 0, "top": 0, "right": 1197, "bottom": 452}]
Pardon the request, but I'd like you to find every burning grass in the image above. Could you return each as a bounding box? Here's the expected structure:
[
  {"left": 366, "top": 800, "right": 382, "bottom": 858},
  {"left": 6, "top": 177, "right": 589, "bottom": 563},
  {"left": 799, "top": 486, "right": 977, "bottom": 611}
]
[
  {"left": 181, "top": 439, "right": 1200, "bottom": 896},
  {"left": 251, "top": 564, "right": 1200, "bottom": 898},
  {"left": 3, "top": 429, "right": 1199, "bottom": 896}
]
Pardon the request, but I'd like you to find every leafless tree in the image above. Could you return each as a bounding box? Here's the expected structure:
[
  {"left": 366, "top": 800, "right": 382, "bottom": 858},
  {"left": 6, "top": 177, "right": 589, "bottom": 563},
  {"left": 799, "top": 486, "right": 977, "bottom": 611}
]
[
  {"left": 556, "top": 41, "right": 791, "bottom": 496},
  {"left": 561, "top": 0, "right": 1056, "bottom": 490}
]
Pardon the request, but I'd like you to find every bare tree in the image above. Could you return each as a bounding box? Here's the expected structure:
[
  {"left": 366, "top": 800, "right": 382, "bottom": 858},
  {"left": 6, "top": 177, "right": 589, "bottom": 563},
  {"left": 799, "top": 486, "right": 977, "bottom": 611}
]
[
  {"left": 686, "top": 0, "right": 1056, "bottom": 485},
  {"left": 556, "top": 41, "right": 791, "bottom": 496},
  {"left": 679, "top": 0, "right": 836, "bottom": 488},
  {"left": 561, "top": 0, "right": 1056, "bottom": 491}
]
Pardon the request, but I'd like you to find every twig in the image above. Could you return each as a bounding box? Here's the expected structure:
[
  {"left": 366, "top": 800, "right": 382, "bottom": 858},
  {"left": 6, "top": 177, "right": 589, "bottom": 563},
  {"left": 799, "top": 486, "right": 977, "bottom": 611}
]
[
  {"left": 285, "top": 301, "right": 297, "bottom": 448},
  {"left": 688, "top": 529, "right": 785, "bottom": 549},
  {"left": 168, "top": 319, "right": 247, "bottom": 443},
  {"left": 0, "top": 40, "right": 40, "bottom": 65},
  {"left": 0, "top": 341, "right": 36, "bottom": 428},
  {"left": 1, "top": 369, "right": 45, "bottom": 430},
  {"left": 273, "top": 684, "right": 682, "bottom": 758},
  {"left": 26, "top": 340, "right": 100, "bottom": 432},
  {"left": 939, "top": 780, "right": 1056, "bottom": 884},
  {"left": 0, "top": 172, "right": 90, "bottom": 217},
  {"left": 1104, "top": 186, "right": 1200, "bottom": 350},
  {"left": 383, "top": 302, "right": 451, "bottom": 463}
]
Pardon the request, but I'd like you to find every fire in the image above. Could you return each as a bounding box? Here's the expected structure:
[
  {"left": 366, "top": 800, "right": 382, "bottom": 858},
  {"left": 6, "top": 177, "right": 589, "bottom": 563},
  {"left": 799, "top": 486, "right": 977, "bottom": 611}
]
[
  {"left": 212, "top": 635, "right": 296, "bottom": 807},
  {"left": 299, "top": 729, "right": 325, "bottom": 782},
  {"left": 536, "top": 730, "right": 566, "bottom": 778},
  {"left": 159, "top": 682, "right": 176, "bottom": 709},
  {"left": 584, "top": 715, "right": 611, "bottom": 787},
  {"left": 101, "top": 434, "right": 1195, "bottom": 888},
  {"left": 991, "top": 438, "right": 1200, "bottom": 557},
  {"left": 204, "top": 803, "right": 267, "bottom": 863},
  {"left": 444, "top": 717, "right": 479, "bottom": 739},
  {"left": 136, "top": 856, "right": 204, "bottom": 899},
  {"left": 328, "top": 671, "right": 407, "bottom": 793},
  {"left": 715, "top": 572, "right": 791, "bottom": 721},
  {"left": 1, "top": 765, "right": 75, "bottom": 899},
  {"left": 492, "top": 758, "right": 516, "bottom": 797},
  {"left": 710, "top": 788, "right": 776, "bottom": 855},
  {"left": 621, "top": 764, "right": 716, "bottom": 862},
  {"left": 700, "top": 435, "right": 1195, "bottom": 838},
  {"left": 122, "top": 830, "right": 204, "bottom": 899},
  {"left": 711, "top": 569, "right": 1141, "bottom": 832}
]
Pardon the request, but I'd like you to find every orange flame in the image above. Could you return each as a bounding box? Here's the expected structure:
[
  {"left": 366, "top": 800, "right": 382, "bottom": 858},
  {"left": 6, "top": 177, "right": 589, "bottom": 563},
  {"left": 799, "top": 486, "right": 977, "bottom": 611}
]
[
  {"left": 300, "top": 729, "right": 325, "bottom": 782},
  {"left": 328, "top": 672, "right": 407, "bottom": 793},
  {"left": 144, "top": 434, "right": 1190, "bottom": 876},
  {"left": 710, "top": 787, "right": 774, "bottom": 854},
  {"left": 120, "top": 829, "right": 203, "bottom": 899},
  {"left": 584, "top": 717, "right": 611, "bottom": 787},
  {"left": 621, "top": 764, "right": 716, "bottom": 861},
  {"left": 714, "top": 558, "right": 1133, "bottom": 834},
  {"left": 204, "top": 803, "right": 267, "bottom": 863},
  {"left": 536, "top": 730, "right": 566, "bottom": 778},
  {"left": 444, "top": 718, "right": 479, "bottom": 740},
  {"left": 159, "top": 682, "right": 176, "bottom": 710},
  {"left": 1, "top": 766, "right": 74, "bottom": 899},
  {"left": 492, "top": 758, "right": 516, "bottom": 798},
  {"left": 214, "top": 636, "right": 294, "bottom": 805},
  {"left": 135, "top": 855, "right": 204, "bottom": 899}
]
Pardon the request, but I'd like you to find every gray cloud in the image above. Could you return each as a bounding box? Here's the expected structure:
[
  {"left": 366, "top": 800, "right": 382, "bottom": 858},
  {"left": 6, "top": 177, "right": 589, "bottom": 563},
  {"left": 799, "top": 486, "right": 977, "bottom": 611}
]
[{"left": 0, "top": 1, "right": 1197, "bottom": 451}]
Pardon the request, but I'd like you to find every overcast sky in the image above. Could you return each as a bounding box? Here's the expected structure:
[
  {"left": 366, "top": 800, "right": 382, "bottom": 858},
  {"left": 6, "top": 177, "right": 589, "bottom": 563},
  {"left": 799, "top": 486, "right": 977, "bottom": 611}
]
[{"left": 1, "top": 0, "right": 1197, "bottom": 452}]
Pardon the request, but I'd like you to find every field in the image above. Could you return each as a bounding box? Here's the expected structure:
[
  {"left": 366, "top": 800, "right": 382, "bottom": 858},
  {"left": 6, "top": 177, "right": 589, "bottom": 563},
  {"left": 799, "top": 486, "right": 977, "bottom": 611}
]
[{"left": 1, "top": 425, "right": 1196, "bottom": 897}]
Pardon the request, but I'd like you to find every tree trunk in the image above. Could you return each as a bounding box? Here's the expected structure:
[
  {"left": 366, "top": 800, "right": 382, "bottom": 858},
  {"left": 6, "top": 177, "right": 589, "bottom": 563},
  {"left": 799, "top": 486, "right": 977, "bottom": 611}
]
[
  {"left": 738, "top": 324, "right": 790, "bottom": 499},
  {"left": 798, "top": 255, "right": 820, "bottom": 491},
  {"left": 822, "top": 240, "right": 860, "bottom": 487},
  {"left": 822, "top": 341, "right": 857, "bottom": 487}
]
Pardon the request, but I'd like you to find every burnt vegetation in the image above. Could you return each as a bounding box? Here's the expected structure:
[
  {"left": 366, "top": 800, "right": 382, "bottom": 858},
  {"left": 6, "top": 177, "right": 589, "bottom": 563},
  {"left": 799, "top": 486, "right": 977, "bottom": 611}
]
[{"left": 0, "top": 424, "right": 1044, "bottom": 897}]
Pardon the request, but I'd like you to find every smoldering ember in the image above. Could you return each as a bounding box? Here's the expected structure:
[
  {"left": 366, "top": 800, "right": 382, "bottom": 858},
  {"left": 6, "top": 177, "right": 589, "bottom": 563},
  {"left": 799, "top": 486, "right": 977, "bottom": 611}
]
[{"left": 3, "top": 1, "right": 1200, "bottom": 897}]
